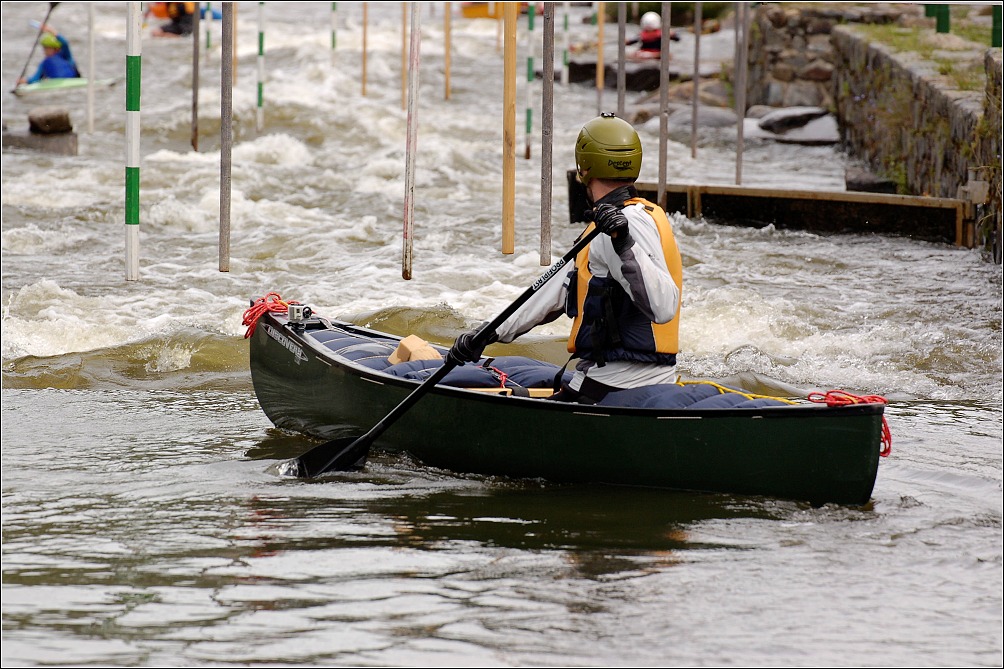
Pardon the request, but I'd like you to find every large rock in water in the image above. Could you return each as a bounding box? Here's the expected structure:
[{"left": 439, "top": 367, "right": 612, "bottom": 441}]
[
  {"left": 639, "top": 105, "right": 741, "bottom": 141},
  {"left": 3, "top": 107, "right": 78, "bottom": 155},
  {"left": 667, "top": 105, "right": 739, "bottom": 130},
  {"left": 29, "top": 107, "right": 73, "bottom": 134},
  {"left": 757, "top": 106, "right": 830, "bottom": 133},
  {"left": 845, "top": 166, "right": 898, "bottom": 194},
  {"left": 743, "top": 115, "right": 840, "bottom": 145}
]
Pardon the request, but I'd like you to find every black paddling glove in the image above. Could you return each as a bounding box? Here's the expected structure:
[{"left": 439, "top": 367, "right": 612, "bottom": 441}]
[
  {"left": 448, "top": 322, "right": 499, "bottom": 365},
  {"left": 592, "top": 203, "right": 636, "bottom": 255}
]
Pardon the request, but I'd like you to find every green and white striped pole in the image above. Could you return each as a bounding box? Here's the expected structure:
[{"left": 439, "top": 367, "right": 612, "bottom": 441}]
[
  {"left": 561, "top": 1, "right": 569, "bottom": 86},
  {"left": 256, "top": 1, "right": 264, "bottom": 132},
  {"left": 87, "top": 4, "right": 95, "bottom": 134},
  {"left": 126, "top": 2, "right": 142, "bottom": 281},
  {"left": 330, "top": 2, "right": 337, "bottom": 66},
  {"left": 524, "top": 3, "right": 535, "bottom": 159},
  {"left": 205, "top": 2, "right": 213, "bottom": 62}
]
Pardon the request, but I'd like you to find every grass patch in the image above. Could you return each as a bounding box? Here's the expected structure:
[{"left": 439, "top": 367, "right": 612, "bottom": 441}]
[
  {"left": 952, "top": 21, "right": 993, "bottom": 46},
  {"left": 937, "top": 60, "right": 986, "bottom": 91},
  {"left": 853, "top": 22, "right": 988, "bottom": 92}
]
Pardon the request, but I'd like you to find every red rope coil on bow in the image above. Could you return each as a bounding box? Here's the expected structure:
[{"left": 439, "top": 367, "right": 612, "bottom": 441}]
[
  {"left": 808, "top": 390, "right": 892, "bottom": 457},
  {"left": 242, "top": 292, "right": 301, "bottom": 339}
]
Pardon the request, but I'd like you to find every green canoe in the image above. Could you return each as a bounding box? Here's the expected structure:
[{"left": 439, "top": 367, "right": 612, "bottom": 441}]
[
  {"left": 249, "top": 308, "right": 885, "bottom": 506},
  {"left": 12, "top": 77, "right": 117, "bottom": 97}
]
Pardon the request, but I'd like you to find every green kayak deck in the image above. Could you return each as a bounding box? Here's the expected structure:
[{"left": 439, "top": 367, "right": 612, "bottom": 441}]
[{"left": 13, "top": 78, "right": 117, "bottom": 97}]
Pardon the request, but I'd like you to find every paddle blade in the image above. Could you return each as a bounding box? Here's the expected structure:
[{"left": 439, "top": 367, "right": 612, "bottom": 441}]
[{"left": 283, "top": 435, "right": 370, "bottom": 479}]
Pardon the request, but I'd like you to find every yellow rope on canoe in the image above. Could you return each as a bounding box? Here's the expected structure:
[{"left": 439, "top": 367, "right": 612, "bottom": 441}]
[{"left": 676, "top": 379, "right": 799, "bottom": 405}]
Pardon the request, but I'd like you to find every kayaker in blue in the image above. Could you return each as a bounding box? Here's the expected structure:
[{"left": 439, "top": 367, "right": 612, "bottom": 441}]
[
  {"left": 450, "top": 113, "right": 684, "bottom": 404},
  {"left": 18, "top": 27, "right": 81, "bottom": 85}
]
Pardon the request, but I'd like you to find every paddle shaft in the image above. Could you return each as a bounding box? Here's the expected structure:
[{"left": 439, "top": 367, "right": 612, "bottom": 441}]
[
  {"left": 14, "top": 3, "right": 59, "bottom": 90},
  {"left": 298, "top": 225, "right": 603, "bottom": 477}
]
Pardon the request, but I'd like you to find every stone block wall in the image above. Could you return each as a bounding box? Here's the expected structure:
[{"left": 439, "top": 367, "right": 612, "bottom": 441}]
[
  {"left": 745, "top": 4, "right": 915, "bottom": 110},
  {"left": 744, "top": 3, "right": 1002, "bottom": 257},
  {"left": 975, "top": 49, "right": 1002, "bottom": 254},
  {"left": 831, "top": 26, "right": 1000, "bottom": 249}
]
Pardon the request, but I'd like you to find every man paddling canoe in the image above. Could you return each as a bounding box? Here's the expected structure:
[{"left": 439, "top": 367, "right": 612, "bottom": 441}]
[{"left": 450, "top": 113, "right": 684, "bottom": 405}]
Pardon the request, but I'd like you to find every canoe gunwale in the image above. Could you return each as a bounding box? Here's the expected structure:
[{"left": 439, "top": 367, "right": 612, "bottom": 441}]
[{"left": 285, "top": 314, "right": 885, "bottom": 421}]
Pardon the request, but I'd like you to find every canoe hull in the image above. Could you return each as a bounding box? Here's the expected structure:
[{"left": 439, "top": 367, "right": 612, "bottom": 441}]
[
  {"left": 250, "top": 312, "right": 883, "bottom": 505},
  {"left": 13, "top": 78, "right": 117, "bottom": 97}
]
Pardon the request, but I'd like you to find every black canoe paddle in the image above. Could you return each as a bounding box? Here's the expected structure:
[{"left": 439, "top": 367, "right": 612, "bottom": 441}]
[{"left": 285, "top": 225, "right": 602, "bottom": 479}]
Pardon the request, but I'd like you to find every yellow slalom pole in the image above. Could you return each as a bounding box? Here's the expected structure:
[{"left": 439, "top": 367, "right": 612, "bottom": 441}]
[{"left": 502, "top": 2, "right": 517, "bottom": 255}]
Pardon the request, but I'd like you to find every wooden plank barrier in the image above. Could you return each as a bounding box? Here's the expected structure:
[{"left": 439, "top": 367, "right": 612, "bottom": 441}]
[{"left": 567, "top": 171, "right": 974, "bottom": 247}]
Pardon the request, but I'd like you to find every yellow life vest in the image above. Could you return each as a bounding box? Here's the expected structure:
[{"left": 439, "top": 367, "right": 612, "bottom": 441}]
[{"left": 567, "top": 197, "right": 682, "bottom": 358}]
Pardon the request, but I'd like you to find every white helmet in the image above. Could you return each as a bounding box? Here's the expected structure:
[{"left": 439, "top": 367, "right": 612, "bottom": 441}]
[{"left": 640, "top": 11, "right": 661, "bottom": 31}]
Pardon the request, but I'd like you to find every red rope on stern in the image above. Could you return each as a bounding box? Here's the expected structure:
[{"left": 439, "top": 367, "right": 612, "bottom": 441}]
[
  {"left": 807, "top": 390, "right": 892, "bottom": 457},
  {"left": 242, "top": 292, "right": 301, "bottom": 339}
]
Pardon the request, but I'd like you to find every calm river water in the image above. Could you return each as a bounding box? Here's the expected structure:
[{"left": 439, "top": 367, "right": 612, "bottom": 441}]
[{"left": 2, "top": 2, "right": 1002, "bottom": 666}]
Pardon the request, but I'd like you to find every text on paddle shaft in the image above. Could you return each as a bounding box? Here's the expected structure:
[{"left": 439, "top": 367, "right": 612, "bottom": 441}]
[{"left": 533, "top": 258, "right": 567, "bottom": 291}]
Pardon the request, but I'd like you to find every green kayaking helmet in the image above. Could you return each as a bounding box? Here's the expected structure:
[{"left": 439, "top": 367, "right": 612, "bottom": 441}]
[
  {"left": 40, "top": 33, "right": 61, "bottom": 49},
  {"left": 574, "top": 112, "right": 642, "bottom": 187}
]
